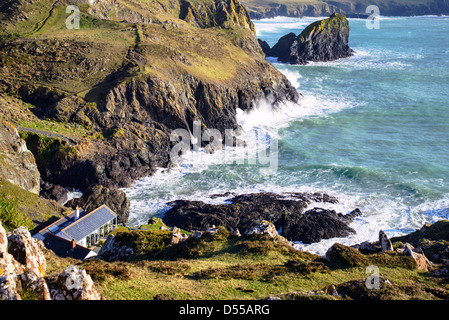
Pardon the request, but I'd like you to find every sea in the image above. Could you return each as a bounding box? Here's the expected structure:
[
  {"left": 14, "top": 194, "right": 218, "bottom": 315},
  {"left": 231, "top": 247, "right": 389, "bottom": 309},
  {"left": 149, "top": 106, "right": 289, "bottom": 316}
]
[{"left": 122, "top": 16, "right": 449, "bottom": 256}]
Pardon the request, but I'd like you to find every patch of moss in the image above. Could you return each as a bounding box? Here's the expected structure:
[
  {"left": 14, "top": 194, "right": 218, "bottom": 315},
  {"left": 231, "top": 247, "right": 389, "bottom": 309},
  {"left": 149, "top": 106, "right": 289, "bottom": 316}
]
[
  {"left": 112, "top": 228, "right": 173, "bottom": 258},
  {"left": 82, "top": 259, "right": 134, "bottom": 284},
  {"left": 19, "top": 132, "right": 78, "bottom": 168},
  {"left": 325, "top": 243, "right": 370, "bottom": 269}
]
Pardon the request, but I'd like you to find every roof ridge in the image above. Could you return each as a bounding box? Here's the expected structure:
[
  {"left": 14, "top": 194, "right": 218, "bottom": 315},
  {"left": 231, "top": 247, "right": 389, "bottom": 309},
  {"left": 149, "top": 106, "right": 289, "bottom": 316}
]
[
  {"left": 38, "top": 208, "right": 85, "bottom": 234},
  {"left": 61, "top": 204, "right": 117, "bottom": 233}
]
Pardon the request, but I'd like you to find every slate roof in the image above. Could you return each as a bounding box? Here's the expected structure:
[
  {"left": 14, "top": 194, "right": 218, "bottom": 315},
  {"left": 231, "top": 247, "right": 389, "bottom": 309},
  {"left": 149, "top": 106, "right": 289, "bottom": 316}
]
[
  {"left": 33, "top": 208, "right": 89, "bottom": 242},
  {"left": 42, "top": 234, "right": 95, "bottom": 260},
  {"left": 59, "top": 205, "right": 117, "bottom": 242}
]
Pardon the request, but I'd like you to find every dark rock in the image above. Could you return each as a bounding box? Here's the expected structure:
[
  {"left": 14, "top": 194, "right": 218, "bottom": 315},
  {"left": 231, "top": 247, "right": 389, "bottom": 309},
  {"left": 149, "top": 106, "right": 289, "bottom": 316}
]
[
  {"left": 162, "top": 192, "right": 361, "bottom": 243},
  {"left": 40, "top": 181, "right": 68, "bottom": 204},
  {"left": 65, "top": 185, "right": 130, "bottom": 225},
  {"left": 257, "top": 39, "right": 271, "bottom": 55},
  {"left": 268, "top": 13, "right": 354, "bottom": 65}
]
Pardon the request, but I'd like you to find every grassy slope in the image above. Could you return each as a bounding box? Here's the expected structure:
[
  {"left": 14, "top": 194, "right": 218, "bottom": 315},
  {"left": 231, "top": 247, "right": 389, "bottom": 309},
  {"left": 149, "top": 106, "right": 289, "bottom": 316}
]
[
  {"left": 0, "top": 179, "right": 68, "bottom": 232},
  {"left": 53, "top": 228, "right": 446, "bottom": 300}
]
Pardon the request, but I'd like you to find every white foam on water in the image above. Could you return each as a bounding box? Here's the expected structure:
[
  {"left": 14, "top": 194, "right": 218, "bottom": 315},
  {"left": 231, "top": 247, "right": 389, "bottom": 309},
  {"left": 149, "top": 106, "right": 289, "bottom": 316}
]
[
  {"left": 293, "top": 190, "right": 449, "bottom": 256},
  {"left": 123, "top": 90, "right": 359, "bottom": 229},
  {"left": 236, "top": 92, "right": 356, "bottom": 133},
  {"left": 278, "top": 68, "right": 302, "bottom": 89},
  {"left": 254, "top": 16, "right": 328, "bottom": 36}
]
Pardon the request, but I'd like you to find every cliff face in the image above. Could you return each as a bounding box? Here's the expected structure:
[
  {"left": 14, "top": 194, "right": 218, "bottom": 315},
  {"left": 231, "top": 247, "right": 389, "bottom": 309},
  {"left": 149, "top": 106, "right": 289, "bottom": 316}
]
[
  {"left": 242, "top": 0, "right": 449, "bottom": 19},
  {"left": 0, "top": 0, "right": 299, "bottom": 192},
  {"left": 268, "top": 13, "right": 354, "bottom": 65},
  {"left": 0, "top": 121, "right": 40, "bottom": 194}
]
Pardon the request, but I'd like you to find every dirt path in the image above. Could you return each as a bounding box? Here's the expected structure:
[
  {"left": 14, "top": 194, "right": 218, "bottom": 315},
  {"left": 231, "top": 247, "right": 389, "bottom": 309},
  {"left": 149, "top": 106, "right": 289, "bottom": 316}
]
[{"left": 18, "top": 126, "right": 77, "bottom": 146}]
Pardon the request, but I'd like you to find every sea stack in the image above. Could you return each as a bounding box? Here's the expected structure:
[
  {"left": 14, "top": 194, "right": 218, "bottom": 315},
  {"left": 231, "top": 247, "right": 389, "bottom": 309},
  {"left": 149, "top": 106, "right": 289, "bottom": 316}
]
[{"left": 266, "top": 12, "right": 354, "bottom": 65}]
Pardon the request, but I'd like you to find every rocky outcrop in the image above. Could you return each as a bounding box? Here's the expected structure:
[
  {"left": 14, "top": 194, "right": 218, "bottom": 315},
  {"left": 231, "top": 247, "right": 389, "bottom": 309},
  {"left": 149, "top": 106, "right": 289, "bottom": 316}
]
[
  {"left": 66, "top": 185, "right": 130, "bottom": 225},
  {"left": 0, "top": 221, "right": 101, "bottom": 300},
  {"left": 96, "top": 234, "right": 135, "bottom": 262},
  {"left": 53, "top": 265, "right": 103, "bottom": 300},
  {"left": 0, "top": 121, "right": 40, "bottom": 194},
  {"left": 267, "top": 13, "right": 354, "bottom": 65},
  {"left": 401, "top": 243, "right": 433, "bottom": 271},
  {"left": 244, "top": 0, "right": 449, "bottom": 19},
  {"left": 1, "top": 0, "right": 299, "bottom": 194},
  {"left": 246, "top": 2, "right": 346, "bottom": 20},
  {"left": 391, "top": 220, "right": 449, "bottom": 263},
  {"left": 163, "top": 192, "right": 362, "bottom": 243},
  {"left": 0, "top": 221, "right": 23, "bottom": 300},
  {"left": 180, "top": 0, "right": 255, "bottom": 31},
  {"left": 245, "top": 220, "right": 292, "bottom": 246},
  {"left": 98, "top": 228, "right": 174, "bottom": 261},
  {"left": 379, "top": 230, "right": 393, "bottom": 252},
  {"left": 0, "top": 223, "right": 50, "bottom": 300}
]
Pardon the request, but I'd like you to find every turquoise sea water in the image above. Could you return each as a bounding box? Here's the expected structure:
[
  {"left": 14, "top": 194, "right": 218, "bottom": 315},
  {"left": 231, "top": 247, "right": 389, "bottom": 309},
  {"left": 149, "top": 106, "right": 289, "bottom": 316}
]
[{"left": 123, "top": 16, "right": 449, "bottom": 255}]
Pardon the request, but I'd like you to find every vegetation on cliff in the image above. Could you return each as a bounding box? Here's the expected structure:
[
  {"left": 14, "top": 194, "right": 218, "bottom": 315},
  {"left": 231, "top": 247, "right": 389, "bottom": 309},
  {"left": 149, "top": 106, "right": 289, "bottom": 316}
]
[{"left": 0, "top": 0, "right": 298, "bottom": 199}]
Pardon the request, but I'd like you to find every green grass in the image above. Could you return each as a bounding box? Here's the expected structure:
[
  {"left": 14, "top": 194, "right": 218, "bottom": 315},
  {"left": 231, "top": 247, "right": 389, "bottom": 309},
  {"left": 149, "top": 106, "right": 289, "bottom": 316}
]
[
  {"left": 19, "top": 119, "right": 93, "bottom": 139},
  {"left": 62, "top": 228, "right": 448, "bottom": 300},
  {"left": 0, "top": 180, "right": 67, "bottom": 232},
  {"left": 0, "top": 192, "right": 34, "bottom": 231}
]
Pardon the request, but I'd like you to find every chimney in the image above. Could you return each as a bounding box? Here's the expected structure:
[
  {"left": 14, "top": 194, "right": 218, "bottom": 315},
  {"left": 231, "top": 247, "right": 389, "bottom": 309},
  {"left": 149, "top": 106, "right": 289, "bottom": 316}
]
[{"left": 74, "top": 206, "right": 80, "bottom": 220}]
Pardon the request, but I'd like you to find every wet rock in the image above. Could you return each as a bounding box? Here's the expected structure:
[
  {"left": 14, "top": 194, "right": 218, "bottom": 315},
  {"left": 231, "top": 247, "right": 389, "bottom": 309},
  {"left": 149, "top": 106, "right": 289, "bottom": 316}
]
[{"left": 258, "top": 39, "right": 271, "bottom": 55}]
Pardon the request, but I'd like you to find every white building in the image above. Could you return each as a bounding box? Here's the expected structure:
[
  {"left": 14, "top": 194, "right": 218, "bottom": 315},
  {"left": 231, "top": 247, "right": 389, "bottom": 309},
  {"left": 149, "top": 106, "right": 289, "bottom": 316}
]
[{"left": 33, "top": 204, "right": 118, "bottom": 259}]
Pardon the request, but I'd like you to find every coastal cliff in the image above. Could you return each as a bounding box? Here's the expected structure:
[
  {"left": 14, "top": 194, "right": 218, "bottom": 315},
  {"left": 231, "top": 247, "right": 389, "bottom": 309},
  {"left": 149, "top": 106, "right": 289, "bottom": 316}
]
[
  {"left": 241, "top": 0, "right": 449, "bottom": 19},
  {"left": 0, "top": 0, "right": 299, "bottom": 197},
  {"left": 267, "top": 13, "right": 354, "bottom": 65}
]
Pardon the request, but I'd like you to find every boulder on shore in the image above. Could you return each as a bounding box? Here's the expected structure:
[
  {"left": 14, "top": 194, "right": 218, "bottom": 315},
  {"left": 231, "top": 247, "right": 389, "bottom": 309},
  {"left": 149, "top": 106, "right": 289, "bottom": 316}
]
[{"left": 267, "top": 13, "right": 354, "bottom": 65}]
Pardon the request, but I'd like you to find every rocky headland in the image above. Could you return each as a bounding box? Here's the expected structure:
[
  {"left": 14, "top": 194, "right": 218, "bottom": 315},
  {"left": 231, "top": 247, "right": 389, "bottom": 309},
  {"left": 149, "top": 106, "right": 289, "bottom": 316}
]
[
  {"left": 0, "top": 0, "right": 299, "bottom": 211},
  {"left": 241, "top": 0, "right": 449, "bottom": 20},
  {"left": 264, "top": 13, "right": 354, "bottom": 65},
  {"left": 1, "top": 0, "right": 449, "bottom": 302}
]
